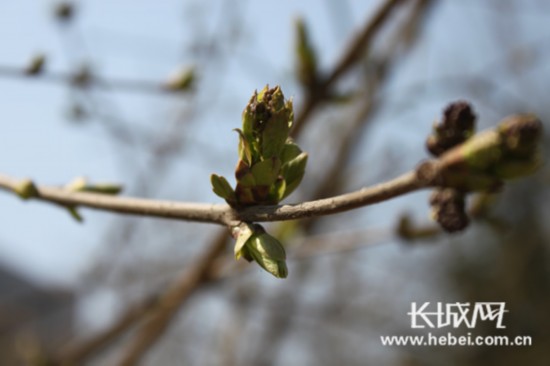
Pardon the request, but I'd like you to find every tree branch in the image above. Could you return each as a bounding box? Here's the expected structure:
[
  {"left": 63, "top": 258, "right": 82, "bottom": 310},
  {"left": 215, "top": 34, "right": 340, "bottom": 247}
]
[
  {"left": 0, "top": 170, "right": 429, "bottom": 228},
  {"left": 115, "top": 231, "right": 228, "bottom": 366},
  {"left": 292, "top": 0, "right": 408, "bottom": 137},
  {"left": 0, "top": 64, "right": 190, "bottom": 95}
]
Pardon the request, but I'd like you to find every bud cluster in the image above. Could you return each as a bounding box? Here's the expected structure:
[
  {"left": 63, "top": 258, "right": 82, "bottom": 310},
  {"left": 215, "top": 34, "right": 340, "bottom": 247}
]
[
  {"left": 425, "top": 102, "right": 543, "bottom": 233},
  {"left": 211, "top": 86, "right": 308, "bottom": 278}
]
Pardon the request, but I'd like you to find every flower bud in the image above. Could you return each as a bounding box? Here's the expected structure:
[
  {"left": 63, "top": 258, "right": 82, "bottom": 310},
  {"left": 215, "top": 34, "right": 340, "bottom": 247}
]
[
  {"left": 426, "top": 101, "right": 476, "bottom": 157},
  {"left": 430, "top": 188, "right": 469, "bottom": 233}
]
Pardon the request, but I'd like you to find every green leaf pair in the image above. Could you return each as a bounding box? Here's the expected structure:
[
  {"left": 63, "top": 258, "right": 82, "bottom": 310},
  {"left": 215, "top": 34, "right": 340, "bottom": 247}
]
[
  {"left": 233, "top": 223, "right": 288, "bottom": 279},
  {"left": 64, "top": 177, "right": 123, "bottom": 222}
]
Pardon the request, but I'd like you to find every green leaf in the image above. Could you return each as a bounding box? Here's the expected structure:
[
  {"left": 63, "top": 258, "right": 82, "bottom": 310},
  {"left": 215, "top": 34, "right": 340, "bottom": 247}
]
[
  {"left": 251, "top": 157, "right": 281, "bottom": 186},
  {"left": 67, "top": 206, "right": 84, "bottom": 223},
  {"left": 271, "top": 177, "right": 287, "bottom": 202},
  {"left": 246, "top": 227, "right": 288, "bottom": 278},
  {"left": 234, "top": 129, "right": 253, "bottom": 165},
  {"left": 66, "top": 177, "right": 123, "bottom": 195},
  {"left": 82, "top": 184, "right": 123, "bottom": 195},
  {"left": 242, "top": 93, "right": 256, "bottom": 138},
  {"left": 295, "top": 17, "right": 318, "bottom": 89},
  {"left": 281, "top": 152, "right": 308, "bottom": 199},
  {"left": 280, "top": 141, "right": 302, "bottom": 164},
  {"left": 261, "top": 109, "right": 291, "bottom": 158},
  {"left": 210, "top": 174, "right": 236, "bottom": 202},
  {"left": 232, "top": 223, "right": 254, "bottom": 259}
]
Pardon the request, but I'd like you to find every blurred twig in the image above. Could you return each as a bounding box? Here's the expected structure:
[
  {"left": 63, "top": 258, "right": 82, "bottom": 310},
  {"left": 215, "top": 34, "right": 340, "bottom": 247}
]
[
  {"left": 291, "top": 0, "right": 409, "bottom": 137},
  {"left": 0, "top": 65, "right": 192, "bottom": 95},
  {"left": 114, "top": 230, "right": 228, "bottom": 366}
]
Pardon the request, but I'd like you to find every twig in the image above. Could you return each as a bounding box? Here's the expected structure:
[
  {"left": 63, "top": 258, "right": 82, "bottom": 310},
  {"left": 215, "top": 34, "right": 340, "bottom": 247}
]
[
  {"left": 292, "top": 0, "right": 408, "bottom": 137},
  {"left": 0, "top": 65, "right": 183, "bottom": 95},
  {"left": 0, "top": 170, "right": 429, "bottom": 227},
  {"left": 53, "top": 295, "right": 158, "bottom": 365},
  {"left": 115, "top": 231, "right": 228, "bottom": 366}
]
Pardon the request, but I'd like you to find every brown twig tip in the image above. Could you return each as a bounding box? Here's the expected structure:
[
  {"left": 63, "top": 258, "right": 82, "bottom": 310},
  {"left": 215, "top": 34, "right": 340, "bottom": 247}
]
[
  {"left": 442, "top": 101, "right": 476, "bottom": 131},
  {"left": 429, "top": 188, "right": 469, "bottom": 233},
  {"left": 426, "top": 101, "right": 476, "bottom": 156},
  {"left": 498, "top": 114, "right": 543, "bottom": 157}
]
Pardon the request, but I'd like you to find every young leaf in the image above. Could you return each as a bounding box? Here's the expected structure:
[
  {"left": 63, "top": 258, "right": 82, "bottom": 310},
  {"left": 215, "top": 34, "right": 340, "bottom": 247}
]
[
  {"left": 281, "top": 152, "right": 308, "bottom": 199},
  {"left": 234, "top": 128, "right": 253, "bottom": 165},
  {"left": 210, "top": 174, "right": 236, "bottom": 202},
  {"left": 271, "top": 177, "right": 287, "bottom": 202},
  {"left": 280, "top": 141, "right": 302, "bottom": 164},
  {"left": 232, "top": 223, "right": 255, "bottom": 259},
  {"left": 250, "top": 157, "right": 281, "bottom": 186},
  {"left": 246, "top": 226, "right": 288, "bottom": 278},
  {"left": 261, "top": 106, "right": 291, "bottom": 158},
  {"left": 67, "top": 206, "right": 84, "bottom": 223}
]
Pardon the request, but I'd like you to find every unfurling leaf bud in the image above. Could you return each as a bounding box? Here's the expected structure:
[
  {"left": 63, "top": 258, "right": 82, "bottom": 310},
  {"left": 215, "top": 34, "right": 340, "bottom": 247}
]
[
  {"left": 212, "top": 87, "right": 306, "bottom": 279},
  {"left": 14, "top": 179, "right": 38, "bottom": 200},
  {"left": 211, "top": 174, "right": 236, "bottom": 204},
  {"left": 65, "top": 177, "right": 123, "bottom": 195},
  {"left": 233, "top": 224, "right": 287, "bottom": 278},
  {"left": 294, "top": 17, "right": 319, "bottom": 91},
  {"left": 24, "top": 54, "right": 46, "bottom": 76},
  {"left": 211, "top": 86, "right": 307, "bottom": 207},
  {"left": 63, "top": 177, "right": 123, "bottom": 222},
  {"left": 434, "top": 114, "right": 543, "bottom": 191},
  {"left": 163, "top": 66, "right": 195, "bottom": 92}
]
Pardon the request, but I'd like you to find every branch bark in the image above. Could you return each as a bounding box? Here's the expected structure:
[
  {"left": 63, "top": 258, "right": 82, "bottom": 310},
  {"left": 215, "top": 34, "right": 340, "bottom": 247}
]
[{"left": 0, "top": 170, "right": 429, "bottom": 228}]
